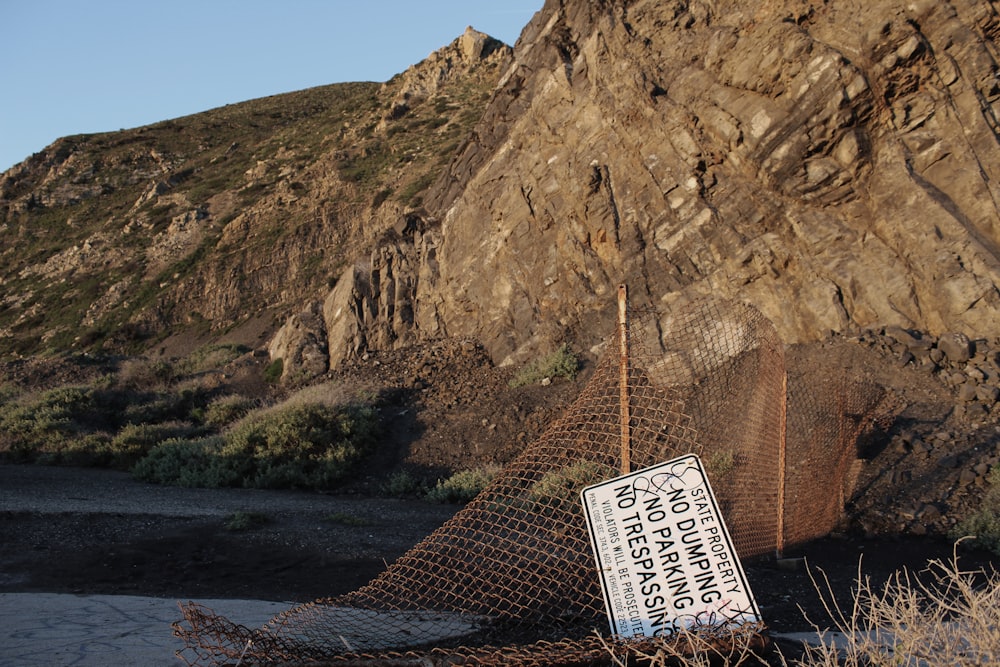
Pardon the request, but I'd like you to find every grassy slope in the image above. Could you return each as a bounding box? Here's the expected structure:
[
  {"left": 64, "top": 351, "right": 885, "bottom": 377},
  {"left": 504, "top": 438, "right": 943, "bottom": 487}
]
[{"left": 0, "top": 46, "right": 500, "bottom": 358}]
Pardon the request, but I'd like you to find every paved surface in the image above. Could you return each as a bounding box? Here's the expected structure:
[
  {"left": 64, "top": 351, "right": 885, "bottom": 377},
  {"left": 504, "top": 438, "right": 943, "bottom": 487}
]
[
  {"left": 0, "top": 593, "right": 293, "bottom": 666},
  {"left": 0, "top": 591, "right": 826, "bottom": 666},
  {"left": 0, "top": 464, "right": 316, "bottom": 665}
]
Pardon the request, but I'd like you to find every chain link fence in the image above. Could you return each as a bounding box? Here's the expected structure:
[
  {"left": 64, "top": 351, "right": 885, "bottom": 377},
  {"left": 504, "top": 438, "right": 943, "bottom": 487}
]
[{"left": 174, "top": 294, "right": 898, "bottom": 665}]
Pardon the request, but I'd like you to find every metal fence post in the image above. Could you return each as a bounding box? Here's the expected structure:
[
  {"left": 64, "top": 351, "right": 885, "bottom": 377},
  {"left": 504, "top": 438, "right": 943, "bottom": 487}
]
[{"left": 618, "top": 284, "right": 630, "bottom": 475}]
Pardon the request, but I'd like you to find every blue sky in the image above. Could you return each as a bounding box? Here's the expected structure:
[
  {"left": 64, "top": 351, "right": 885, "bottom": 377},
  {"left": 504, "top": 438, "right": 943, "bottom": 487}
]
[{"left": 0, "top": 1, "right": 541, "bottom": 173}]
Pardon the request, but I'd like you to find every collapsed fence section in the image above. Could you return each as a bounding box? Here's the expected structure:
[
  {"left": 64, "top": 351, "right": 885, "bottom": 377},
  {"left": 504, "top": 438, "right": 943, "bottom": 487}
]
[{"left": 174, "top": 294, "right": 895, "bottom": 665}]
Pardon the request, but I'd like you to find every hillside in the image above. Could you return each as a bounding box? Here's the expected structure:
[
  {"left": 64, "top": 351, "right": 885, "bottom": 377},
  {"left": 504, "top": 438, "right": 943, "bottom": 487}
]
[
  {"left": 0, "top": 27, "right": 510, "bottom": 358},
  {"left": 6, "top": 2, "right": 1000, "bottom": 375}
]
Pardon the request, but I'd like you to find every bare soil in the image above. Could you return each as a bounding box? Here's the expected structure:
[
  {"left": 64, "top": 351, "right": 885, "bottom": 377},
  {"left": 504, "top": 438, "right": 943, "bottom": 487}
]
[{"left": 2, "top": 335, "right": 1000, "bottom": 649}]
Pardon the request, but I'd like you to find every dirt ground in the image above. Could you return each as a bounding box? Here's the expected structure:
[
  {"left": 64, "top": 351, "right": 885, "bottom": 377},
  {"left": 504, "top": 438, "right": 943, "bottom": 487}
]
[
  {"left": 2, "top": 334, "right": 1000, "bottom": 656},
  {"left": 1, "top": 465, "right": 997, "bottom": 657}
]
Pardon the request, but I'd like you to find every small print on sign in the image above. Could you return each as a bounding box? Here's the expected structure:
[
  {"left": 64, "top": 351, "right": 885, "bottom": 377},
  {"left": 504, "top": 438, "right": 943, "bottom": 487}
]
[{"left": 581, "top": 454, "right": 760, "bottom": 639}]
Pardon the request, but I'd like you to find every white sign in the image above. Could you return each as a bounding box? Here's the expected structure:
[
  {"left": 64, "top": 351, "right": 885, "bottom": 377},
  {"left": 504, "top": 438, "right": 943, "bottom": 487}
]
[{"left": 581, "top": 454, "right": 759, "bottom": 638}]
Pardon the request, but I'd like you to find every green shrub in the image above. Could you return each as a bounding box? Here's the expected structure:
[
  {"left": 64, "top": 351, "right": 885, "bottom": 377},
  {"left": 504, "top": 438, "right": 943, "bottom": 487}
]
[
  {"left": 0, "top": 384, "right": 19, "bottom": 406},
  {"left": 120, "top": 387, "right": 206, "bottom": 425},
  {"left": 132, "top": 436, "right": 233, "bottom": 487},
  {"left": 425, "top": 466, "right": 499, "bottom": 504},
  {"left": 201, "top": 394, "right": 258, "bottom": 427},
  {"left": 527, "top": 461, "right": 615, "bottom": 515},
  {"left": 224, "top": 511, "right": 270, "bottom": 531},
  {"left": 264, "top": 358, "right": 284, "bottom": 383},
  {"left": 222, "top": 403, "right": 378, "bottom": 489},
  {"left": 381, "top": 469, "right": 425, "bottom": 497},
  {"left": 952, "top": 467, "right": 1000, "bottom": 555},
  {"left": 34, "top": 421, "right": 198, "bottom": 470},
  {"left": 132, "top": 402, "right": 379, "bottom": 490},
  {"left": 706, "top": 449, "right": 736, "bottom": 478},
  {"left": 107, "top": 421, "right": 199, "bottom": 468},
  {"left": 509, "top": 343, "right": 580, "bottom": 388},
  {"left": 36, "top": 432, "right": 113, "bottom": 467},
  {"left": 0, "top": 382, "right": 212, "bottom": 466},
  {"left": 0, "top": 386, "right": 97, "bottom": 461}
]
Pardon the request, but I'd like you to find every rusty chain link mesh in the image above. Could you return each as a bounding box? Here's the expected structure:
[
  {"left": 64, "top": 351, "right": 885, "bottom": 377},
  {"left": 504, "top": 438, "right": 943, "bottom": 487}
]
[
  {"left": 173, "top": 295, "right": 896, "bottom": 665},
  {"left": 782, "top": 345, "right": 901, "bottom": 547}
]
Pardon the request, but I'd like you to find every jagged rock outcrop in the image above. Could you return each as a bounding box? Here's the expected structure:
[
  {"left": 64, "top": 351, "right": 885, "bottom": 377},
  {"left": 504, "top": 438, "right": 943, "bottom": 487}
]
[
  {"left": 384, "top": 26, "right": 508, "bottom": 121},
  {"left": 267, "top": 301, "right": 329, "bottom": 380},
  {"left": 310, "top": 0, "right": 1000, "bottom": 375}
]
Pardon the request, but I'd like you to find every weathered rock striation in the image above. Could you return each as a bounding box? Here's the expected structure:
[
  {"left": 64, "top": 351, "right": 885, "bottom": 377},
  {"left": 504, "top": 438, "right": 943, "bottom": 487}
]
[{"left": 306, "top": 0, "right": 1000, "bottom": 376}]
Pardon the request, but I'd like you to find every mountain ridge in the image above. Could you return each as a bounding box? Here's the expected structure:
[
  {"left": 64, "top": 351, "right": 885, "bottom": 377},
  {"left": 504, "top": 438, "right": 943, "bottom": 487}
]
[{"left": 0, "top": 27, "right": 511, "bottom": 361}]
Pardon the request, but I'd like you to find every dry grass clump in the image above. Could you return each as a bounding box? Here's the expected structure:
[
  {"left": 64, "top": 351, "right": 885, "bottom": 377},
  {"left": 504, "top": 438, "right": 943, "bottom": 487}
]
[
  {"left": 599, "top": 540, "right": 1000, "bottom": 666},
  {"left": 797, "top": 541, "right": 1000, "bottom": 666},
  {"left": 598, "top": 621, "right": 772, "bottom": 666},
  {"left": 266, "top": 380, "right": 376, "bottom": 412}
]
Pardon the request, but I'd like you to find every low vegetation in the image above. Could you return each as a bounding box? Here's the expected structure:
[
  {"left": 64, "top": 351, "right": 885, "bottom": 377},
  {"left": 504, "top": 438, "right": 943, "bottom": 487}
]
[
  {"left": 425, "top": 465, "right": 500, "bottom": 503},
  {"left": 598, "top": 622, "right": 769, "bottom": 667},
  {"left": 132, "top": 401, "right": 379, "bottom": 490},
  {"left": 178, "top": 343, "right": 251, "bottom": 375},
  {"left": 509, "top": 343, "right": 580, "bottom": 388},
  {"left": 794, "top": 543, "right": 1000, "bottom": 666},
  {"left": 951, "top": 466, "right": 1000, "bottom": 555},
  {"left": 0, "top": 354, "right": 381, "bottom": 493},
  {"left": 0, "top": 381, "right": 206, "bottom": 468},
  {"left": 0, "top": 350, "right": 564, "bottom": 503},
  {"left": 380, "top": 469, "right": 426, "bottom": 497},
  {"left": 527, "top": 460, "right": 615, "bottom": 515},
  {"left": 705, "top": 449, "right": 736, "bottom": 478},
  {"left": 601, "top": 543, "right": 1000, "bottom": 666},
  {"left": 198, "top": 393, "right": 260, "bottom": 428}
]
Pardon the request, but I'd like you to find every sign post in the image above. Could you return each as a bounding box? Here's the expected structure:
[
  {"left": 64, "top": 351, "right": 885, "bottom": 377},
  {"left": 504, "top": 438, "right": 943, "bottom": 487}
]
[{"left": 581, "top": 454, "right": 759, "bottom": 639}]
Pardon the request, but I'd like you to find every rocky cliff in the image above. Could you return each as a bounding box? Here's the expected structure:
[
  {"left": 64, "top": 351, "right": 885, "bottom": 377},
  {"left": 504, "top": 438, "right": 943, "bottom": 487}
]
[
  {"left": 304, "top": 0, "right": 1000, "bottom": 376},
  {"left": 4, "top": 2, "right": 1000, "bottom": 380}
]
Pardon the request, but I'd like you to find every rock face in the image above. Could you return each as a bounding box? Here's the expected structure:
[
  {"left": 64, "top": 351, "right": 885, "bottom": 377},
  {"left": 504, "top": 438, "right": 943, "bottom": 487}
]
[
  {"left": 312, "top": 0, "right": 1000, "bottom": 373},
  {"left": 5, "top": 2, "right": 1000, "bottom": 379}
]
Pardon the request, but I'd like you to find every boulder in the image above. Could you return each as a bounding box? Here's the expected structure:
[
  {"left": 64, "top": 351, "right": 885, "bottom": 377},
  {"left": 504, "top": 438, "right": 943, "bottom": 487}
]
[
  {"left": 268, "top": 302, "right": 329, "bottom": 382},
  {"left": 938, "top": 333, "right": 973, "bottom": 364}
]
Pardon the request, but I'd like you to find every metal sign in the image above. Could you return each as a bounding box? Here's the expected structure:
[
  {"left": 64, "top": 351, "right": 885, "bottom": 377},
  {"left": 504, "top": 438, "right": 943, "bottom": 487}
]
[{"left": 581, "top": 454, "right": 760, "bottom": 638}]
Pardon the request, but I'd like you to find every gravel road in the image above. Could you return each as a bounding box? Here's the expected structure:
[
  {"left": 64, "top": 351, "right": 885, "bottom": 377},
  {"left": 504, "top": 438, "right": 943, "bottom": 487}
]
[
  {"left": 0, "top": 463, "right": 459, "bottom": 601},
  {"left": 0, "top": 463, "right": 450, "bottom": 520}
]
